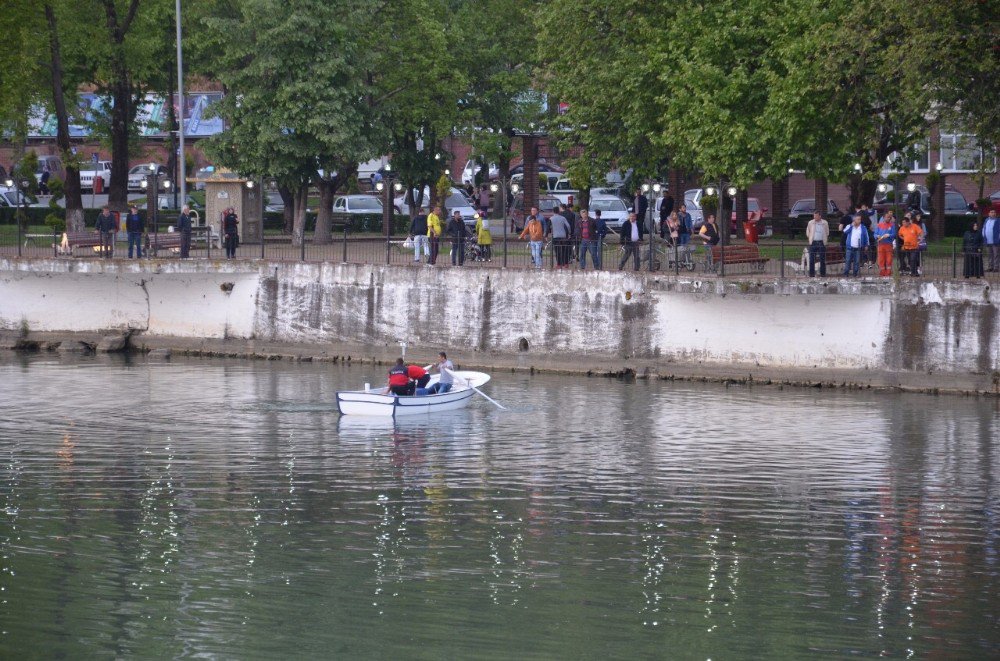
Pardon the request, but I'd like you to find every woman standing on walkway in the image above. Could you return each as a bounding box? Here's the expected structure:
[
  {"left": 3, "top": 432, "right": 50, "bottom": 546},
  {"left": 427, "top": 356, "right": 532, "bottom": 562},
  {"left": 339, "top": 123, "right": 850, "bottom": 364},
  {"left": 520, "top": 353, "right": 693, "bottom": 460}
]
[
  {"left": 474, "top": 213, "right": 492, "bottom": 261},
  {"left": 963, "top": 220, "right": 984, "bottom": 278}
]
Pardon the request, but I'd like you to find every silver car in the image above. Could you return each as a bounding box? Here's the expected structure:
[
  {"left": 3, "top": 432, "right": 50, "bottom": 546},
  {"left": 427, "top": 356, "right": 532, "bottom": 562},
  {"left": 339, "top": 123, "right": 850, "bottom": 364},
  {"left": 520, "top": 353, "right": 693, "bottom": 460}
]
[
  {"left": 588, "top": 195, "right": 629, "bottom": 230},
  {"left": 334, "top": 195, "right": 385, "bottom": 214},
  {"left": 128, "top": 163, "right": 168, "bottom": 192}
]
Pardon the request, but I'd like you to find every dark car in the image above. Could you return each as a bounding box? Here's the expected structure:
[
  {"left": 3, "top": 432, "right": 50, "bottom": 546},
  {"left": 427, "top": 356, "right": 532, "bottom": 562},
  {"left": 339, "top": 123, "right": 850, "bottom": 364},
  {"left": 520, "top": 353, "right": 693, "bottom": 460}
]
[
  {"left": 508, "top": 194, "right": 560, "bottom": 231},
  {"left": 789, "top": 198, "right": 841, "bottom": 217},
  {"left": 874, "top": 190, "right": 974, "bottom": 217}
]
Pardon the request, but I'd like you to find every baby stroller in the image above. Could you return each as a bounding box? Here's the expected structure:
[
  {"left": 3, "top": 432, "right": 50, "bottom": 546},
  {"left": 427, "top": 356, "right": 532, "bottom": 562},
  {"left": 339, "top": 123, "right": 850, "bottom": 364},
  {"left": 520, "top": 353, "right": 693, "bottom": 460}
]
[{"left": 465, "top": 240, "right": 486, "bottom": 262}]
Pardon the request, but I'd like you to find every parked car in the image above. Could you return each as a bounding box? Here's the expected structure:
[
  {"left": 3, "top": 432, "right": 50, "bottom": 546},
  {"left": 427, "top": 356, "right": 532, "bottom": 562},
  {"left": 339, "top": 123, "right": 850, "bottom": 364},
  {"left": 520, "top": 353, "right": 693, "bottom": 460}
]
[
  {"left": 508, "top": 194, "right": 561, "bottom": 231},
  {"left": 683, "top": 188, "right": 706, "bottom": 228},
  {"left": 460, "top": 159, "right": 498, "bottom": 185},
  {"left": 80, "top": 160, "right": 112, "bottom": 191},
  {"left": 128, "top": 163, "right": 168, "bottom": 192},
  {"left": 334, "top": 194, "right": 385, "bottom": 214},
  {"left": 265, "top": 191, "right": 285, "bottom": 213},
  {"left": 873, "top": 190, "right": 974, "bottom": 217},
  {"left": 12, "top": 154, "right": 64, "bottom": 187},
  {"left": 511, "top": 171, "right": 563, "bottom": 193},
  {"left": 588, "top": 195, "right": 630, "bottom": 230},
  {"left": 394, "top": 187, "right": 476, "bottom": 225},
  {"left": 551, "top": 177, "right": 580, "bottom": 205},
  {"left": 984, "top": 191, "right": 1000, "bottom": 215},
  {"left": 789, "top": 198, "right": 841, "bottom": 217}
]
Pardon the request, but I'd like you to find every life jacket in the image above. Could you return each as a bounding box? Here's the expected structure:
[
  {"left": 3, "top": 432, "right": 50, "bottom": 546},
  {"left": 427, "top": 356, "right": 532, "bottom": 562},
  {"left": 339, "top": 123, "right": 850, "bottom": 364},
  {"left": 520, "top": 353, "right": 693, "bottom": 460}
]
[
  {"left": 388, "top": 364, "right": 409, "bottom": 387},
  {"left": 406, "top": 365, "right": 426, "bottom": 379}
]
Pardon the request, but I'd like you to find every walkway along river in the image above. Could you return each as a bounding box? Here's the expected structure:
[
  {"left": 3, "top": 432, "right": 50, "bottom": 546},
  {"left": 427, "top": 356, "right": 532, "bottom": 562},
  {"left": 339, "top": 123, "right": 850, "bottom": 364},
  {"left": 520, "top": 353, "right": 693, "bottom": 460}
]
[{"left": 0, "top": 257, "right": 997, "bottom": 394}]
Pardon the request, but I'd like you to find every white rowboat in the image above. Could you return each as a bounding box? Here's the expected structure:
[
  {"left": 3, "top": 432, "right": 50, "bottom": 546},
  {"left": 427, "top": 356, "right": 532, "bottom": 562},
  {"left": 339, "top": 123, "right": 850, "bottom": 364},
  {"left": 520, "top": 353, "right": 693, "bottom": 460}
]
[{"left": 336, "top": 371, "right": 491, "bottom": 417}]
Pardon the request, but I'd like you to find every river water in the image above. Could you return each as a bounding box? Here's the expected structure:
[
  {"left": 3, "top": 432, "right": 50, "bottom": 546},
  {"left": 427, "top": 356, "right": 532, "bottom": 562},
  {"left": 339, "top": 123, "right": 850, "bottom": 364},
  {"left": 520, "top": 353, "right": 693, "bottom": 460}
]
[{"left": 0, "top": 355, "right": 997, "bottom": 658}]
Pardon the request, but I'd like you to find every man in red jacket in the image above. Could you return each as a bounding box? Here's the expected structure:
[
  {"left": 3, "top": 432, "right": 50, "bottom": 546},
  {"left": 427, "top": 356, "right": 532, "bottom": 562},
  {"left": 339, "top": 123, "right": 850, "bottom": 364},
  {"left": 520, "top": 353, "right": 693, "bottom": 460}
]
[{"left": 406, "top": 364, "right": 431, "bottom": 390}]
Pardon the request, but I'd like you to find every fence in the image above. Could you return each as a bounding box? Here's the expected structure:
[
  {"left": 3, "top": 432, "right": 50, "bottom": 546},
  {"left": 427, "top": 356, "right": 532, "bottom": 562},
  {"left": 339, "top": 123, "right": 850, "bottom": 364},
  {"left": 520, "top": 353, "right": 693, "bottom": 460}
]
[{"left": 1, "top": 222, "right": 997, "bottom": 282}]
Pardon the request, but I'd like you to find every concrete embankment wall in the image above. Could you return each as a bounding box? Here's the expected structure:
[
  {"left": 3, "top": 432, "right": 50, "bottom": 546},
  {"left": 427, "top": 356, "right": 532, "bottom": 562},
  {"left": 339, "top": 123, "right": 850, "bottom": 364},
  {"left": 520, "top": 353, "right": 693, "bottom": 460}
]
[{"left": 1, "top": 258, "right": 997, "bottom": 391}]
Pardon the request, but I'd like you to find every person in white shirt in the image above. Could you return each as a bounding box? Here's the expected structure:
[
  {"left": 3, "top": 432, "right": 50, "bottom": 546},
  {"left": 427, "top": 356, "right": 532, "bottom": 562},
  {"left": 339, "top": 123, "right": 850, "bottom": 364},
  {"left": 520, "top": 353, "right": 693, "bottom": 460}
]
[
  {"left": 427, "top": 352, "right": 455, "bottom": 394},
  {"left": 805, "top": 211, "right": 829, "bottom": 277}
]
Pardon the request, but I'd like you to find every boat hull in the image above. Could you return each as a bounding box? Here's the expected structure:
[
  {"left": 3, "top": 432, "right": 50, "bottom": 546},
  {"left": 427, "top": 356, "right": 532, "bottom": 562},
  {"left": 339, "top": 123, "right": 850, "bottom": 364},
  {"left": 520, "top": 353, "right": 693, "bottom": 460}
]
[{"left": 336, "top": 371, "right": 491, "bottom": 417}]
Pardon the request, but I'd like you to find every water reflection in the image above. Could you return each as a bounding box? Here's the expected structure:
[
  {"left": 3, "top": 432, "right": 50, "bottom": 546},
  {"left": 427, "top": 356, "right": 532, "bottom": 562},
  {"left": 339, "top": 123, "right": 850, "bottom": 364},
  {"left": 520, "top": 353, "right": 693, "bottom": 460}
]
[{"left": 0, "top": 356, "right": 997, "bottom": 658}]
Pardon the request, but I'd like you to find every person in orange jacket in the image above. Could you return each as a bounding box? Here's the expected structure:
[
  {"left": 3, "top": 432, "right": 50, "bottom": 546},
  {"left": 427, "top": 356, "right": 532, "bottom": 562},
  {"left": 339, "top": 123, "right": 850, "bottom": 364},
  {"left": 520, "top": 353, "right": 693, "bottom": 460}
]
[{"left": 896, "top": 215, "right": 923, "bottom": 277}]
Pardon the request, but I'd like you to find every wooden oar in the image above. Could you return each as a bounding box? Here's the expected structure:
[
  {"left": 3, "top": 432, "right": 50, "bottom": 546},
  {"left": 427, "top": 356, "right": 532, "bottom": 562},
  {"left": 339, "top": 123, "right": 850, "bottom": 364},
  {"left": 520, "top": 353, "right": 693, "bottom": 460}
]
[{"left": 444, "top": 368, "right": 507, "bottom": 410}]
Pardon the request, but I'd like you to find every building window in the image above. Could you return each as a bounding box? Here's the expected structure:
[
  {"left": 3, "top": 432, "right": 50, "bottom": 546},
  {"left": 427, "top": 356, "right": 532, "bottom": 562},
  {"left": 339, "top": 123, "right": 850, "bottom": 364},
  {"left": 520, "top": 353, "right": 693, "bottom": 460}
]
[
  {"left": 884, "top": 141, "right": 930, "bottom": 173},
  {"left": 940, "top": 133, "right": 997, "bottom": 173}
]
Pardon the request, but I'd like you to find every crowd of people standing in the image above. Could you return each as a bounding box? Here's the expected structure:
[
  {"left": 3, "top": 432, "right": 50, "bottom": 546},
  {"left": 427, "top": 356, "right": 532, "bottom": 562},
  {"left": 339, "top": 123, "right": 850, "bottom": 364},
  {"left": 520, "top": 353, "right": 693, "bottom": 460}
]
[{"left": 805, "top": 206, "right": 996, "bottom": 279}]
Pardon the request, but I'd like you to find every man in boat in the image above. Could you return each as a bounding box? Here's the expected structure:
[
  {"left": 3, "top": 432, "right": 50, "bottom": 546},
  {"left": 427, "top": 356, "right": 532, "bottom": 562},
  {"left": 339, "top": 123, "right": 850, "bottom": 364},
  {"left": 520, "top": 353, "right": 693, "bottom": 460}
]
[
  {"left": 426, "top": 352, "right": 455, "bottom": 394},
  {"left": 385, "top": 358, "right": 414, "bottom": 396},
  {"left": 407, "top": 364, "right": 431, "bottom": 394}
]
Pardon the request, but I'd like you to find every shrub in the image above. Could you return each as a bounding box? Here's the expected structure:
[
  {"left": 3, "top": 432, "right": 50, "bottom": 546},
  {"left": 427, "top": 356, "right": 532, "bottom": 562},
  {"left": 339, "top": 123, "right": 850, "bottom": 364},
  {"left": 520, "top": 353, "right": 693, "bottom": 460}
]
[{"left": 44, "top": 213, "right": 66, "bottom": 233}]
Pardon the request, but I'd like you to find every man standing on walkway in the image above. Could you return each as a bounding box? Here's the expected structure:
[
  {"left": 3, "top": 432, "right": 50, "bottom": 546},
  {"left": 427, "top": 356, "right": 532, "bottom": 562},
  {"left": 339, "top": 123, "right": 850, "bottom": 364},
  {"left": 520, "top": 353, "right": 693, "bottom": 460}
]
[
  {"left": 547, "top": 206, "right": 572, "bottom": 268},
  {"left": 677, "top": 205, "right": 693, "bottom": 245},
  {"left": 593, "top": 209, "right": 608, "bottom": 269},
  {"left": 806, "top": 211, "right": 829, "bottom": 277},
  {"left": 223, "top": 207, "right": 239, "bottom": 259},
  {"left": 427, "top": 205, "right": 443, "bottom": 265},
  {"left": 634, "top": 189, "right": 648, "bottom": 231},
  {"left": 577, "top": 208, "right": 599, "bottom": 270},
  {"left": 873, "top": 213, "right": 896, "bottom": 276},
  {"left": 177, "top": 205, "right": 193, "bottom": 258},
  {"left": 983, "top": 209, "right": 1000, "bottom": 272},
  {"left": 125, "top": 205, "right": 144, "bottom": 259},
  {"left": 95, "top": 206, "right": 115, "bottom": 259},
  {"left": 842, "top": 215, "right": 869, "bottom": 277},
  {"left": 409, "top": 206, "right": 429, "bottom": 263},
  {"left": 446, "top": 210, "right": 468, "bottom": 266},
  {"left": 619, "top": 212, "right": 641, "bottom": 271},
  {"left": 519, "top": 213, "right": 545, "bottom": 268}
]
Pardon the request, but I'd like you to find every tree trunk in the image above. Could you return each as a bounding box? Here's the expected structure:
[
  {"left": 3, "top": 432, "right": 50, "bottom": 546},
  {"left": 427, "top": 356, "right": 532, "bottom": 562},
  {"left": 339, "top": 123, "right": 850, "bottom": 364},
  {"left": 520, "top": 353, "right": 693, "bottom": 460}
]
[
  {"left": 815, "top": 177, "right": 829, "bottom": 219},
  {"left": 100, "top": 0, "right": 141, "bottom": 212},
  {"left": 313, "top": 178, "right": 335, "bottom": 244},
  {"left": 292, "top": 185, "right": 308, "bottom": 246},
  {"left": 43, "top": 2, "right": 84, "bottom": 231},
  {"left": 107, "top": 75, "right": 131, "bottom": 212},
  {"left": 279, "top": 185, "right": 294, "bottom": 233}
]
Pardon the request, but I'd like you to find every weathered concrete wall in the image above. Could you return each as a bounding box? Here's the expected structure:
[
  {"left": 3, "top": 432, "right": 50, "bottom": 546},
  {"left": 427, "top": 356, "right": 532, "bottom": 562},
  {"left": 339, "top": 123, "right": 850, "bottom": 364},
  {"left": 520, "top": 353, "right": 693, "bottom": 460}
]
[
  {"left": 1, "top": 258, "right": 996, "bottom": 381},
  {"left": 0, "top": 259, "right": 259, "bottom": 338}
]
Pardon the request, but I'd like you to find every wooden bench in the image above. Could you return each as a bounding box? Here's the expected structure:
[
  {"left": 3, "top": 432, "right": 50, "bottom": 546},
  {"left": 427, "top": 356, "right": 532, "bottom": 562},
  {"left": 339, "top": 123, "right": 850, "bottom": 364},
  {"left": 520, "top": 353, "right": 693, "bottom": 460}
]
[
  {"left": 60, "top": 231, "right": 104, "bottom": 256},
  {"left": 709, "top": 244, "right": 770, "bottom": 272},
  {"left": 147, "top": 232, "right": 183, "bottom": 256},
  {"left": 800, "top": 245, "right": 846, "bottom": 272}
]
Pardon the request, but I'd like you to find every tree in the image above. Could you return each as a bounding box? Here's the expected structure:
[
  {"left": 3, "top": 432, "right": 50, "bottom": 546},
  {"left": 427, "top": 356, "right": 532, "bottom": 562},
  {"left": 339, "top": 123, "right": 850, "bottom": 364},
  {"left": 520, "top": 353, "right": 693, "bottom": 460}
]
[
  {"left": 203, "top": 0, "right": 377, "bottom": 246},
  {"left": 376, "top": 0, "right": 464, "bottom": 221},
  {"left": 90, "top": 0, "right": 174, "bottom": 212},
  {"left": 453, "top": 0, "right": 544, "bottom": 217},
  {"left": 0, "top": 0, "right": 89, "bottom": 230}
]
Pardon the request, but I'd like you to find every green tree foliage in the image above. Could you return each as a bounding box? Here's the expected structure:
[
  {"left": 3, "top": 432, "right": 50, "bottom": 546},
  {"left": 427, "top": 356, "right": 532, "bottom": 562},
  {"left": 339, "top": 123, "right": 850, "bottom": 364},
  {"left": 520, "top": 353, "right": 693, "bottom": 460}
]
[
  {"left": 538, "top": 0, "right": 987, "bottom": 205},
  {"left": 376, "top": 0, "right": 464, "bottom": 213},
  {"left": 454, "top": 0, "right": 544, "bottom": 207},
  {"left": 203, "top": 0, "right": 378, "bottom": 245}
]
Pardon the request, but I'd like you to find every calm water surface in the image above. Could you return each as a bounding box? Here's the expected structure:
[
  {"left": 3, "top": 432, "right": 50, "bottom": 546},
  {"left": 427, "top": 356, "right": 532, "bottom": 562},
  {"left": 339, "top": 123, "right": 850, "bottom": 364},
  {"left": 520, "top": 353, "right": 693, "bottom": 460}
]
[{"left": 1, "top": 355, "right": 998, "bottom": 658}]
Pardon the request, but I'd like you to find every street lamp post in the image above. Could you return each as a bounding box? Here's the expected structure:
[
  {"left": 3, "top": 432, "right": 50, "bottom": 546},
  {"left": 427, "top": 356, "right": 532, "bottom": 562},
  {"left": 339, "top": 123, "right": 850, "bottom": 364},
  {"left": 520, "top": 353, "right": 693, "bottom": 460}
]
[
  {"left": 5, "top": 177, "right": 27, "bottom": 257},
  {"left": 141, "top": 162, "right": 172, "bottom": 248},
  {"left": 490, "top": 179, "right": 508, "bottom": 267}
]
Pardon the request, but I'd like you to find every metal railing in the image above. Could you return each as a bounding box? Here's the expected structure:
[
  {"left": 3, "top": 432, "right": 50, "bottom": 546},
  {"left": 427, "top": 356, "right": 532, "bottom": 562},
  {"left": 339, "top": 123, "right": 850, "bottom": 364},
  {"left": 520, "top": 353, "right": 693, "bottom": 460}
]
[{"left": 1, "top": 227, "right": 997, "bottom": 282}]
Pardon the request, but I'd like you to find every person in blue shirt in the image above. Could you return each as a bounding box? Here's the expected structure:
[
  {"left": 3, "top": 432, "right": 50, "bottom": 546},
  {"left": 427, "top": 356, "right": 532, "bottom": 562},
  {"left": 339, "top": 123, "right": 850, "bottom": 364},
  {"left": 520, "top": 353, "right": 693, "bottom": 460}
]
[
  {"left": 842, "top": 215, "right": 870, "bottom": 277},
  {"left": 983, "top": 209, "right": 1000, "bottom": 272}
]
